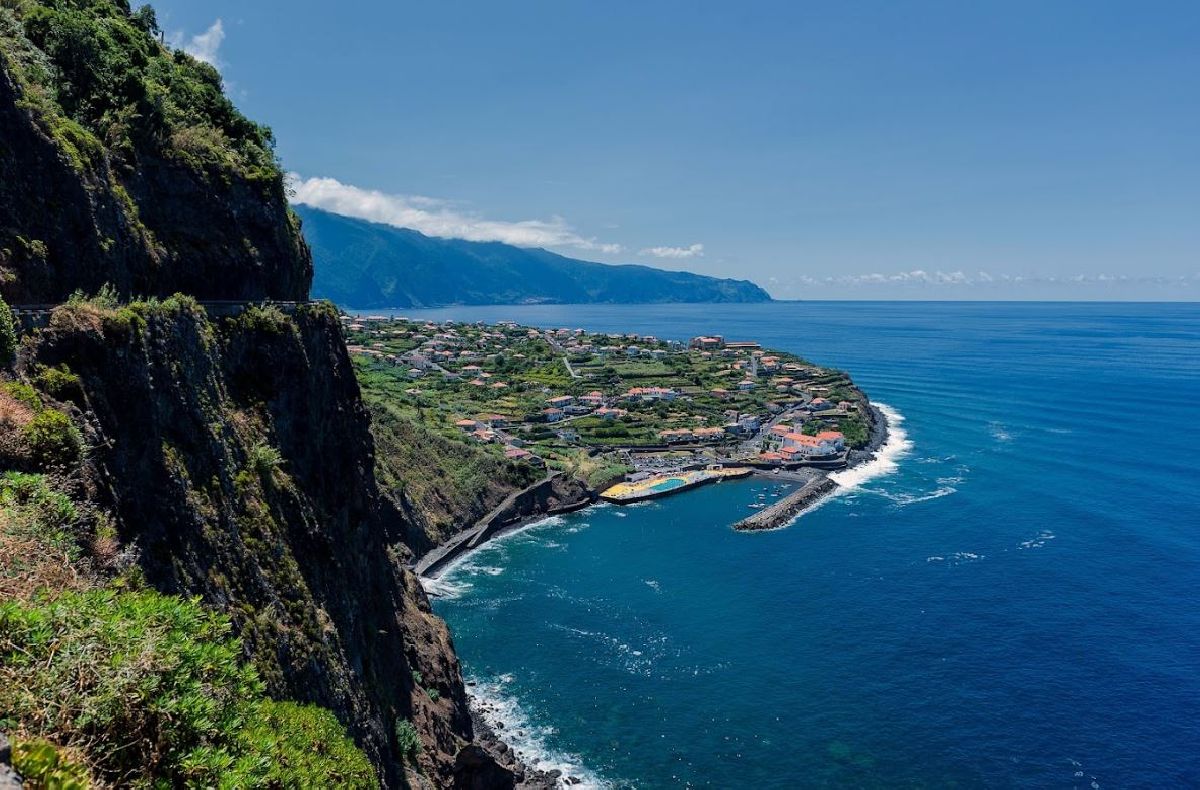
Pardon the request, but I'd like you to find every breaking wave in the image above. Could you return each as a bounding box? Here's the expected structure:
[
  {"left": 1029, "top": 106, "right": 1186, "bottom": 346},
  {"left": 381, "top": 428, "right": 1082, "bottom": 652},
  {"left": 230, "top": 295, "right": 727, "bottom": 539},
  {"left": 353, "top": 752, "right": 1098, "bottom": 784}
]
[
  {"left": 468, "top": 674, "right": 612, "bottom": 788},
  {"left": 830, "top": 402, "right": 912, "bottom": 492}
]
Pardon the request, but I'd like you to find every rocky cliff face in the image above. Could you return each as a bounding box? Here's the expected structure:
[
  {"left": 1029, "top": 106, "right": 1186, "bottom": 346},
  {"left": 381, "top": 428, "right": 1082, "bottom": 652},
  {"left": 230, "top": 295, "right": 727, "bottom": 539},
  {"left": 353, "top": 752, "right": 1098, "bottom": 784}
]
[
  {"left": 0, "top": 3, "right": 497, "bottom": 786},
  {"left": 0, "top": 12, "right": 309, "bottom": 304},
  {"left": 14, "top": 301, "right": 481, "bottom": 786}
]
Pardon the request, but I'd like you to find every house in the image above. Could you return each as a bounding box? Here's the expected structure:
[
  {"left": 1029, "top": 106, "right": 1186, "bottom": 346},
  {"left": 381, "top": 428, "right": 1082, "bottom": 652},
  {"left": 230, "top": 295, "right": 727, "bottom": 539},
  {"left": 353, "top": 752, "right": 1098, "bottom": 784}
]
[
  {"left": 471, "top": 429, "right": 498, "bottom": 443},
  {"left": 738, "top": 380, "right": 756, "bottom": 391},
  {"left": 815, "top": 431, "right": 846, "bottom": 452},
  {"left": 689, "top": 336, "right": 724, "bottom": 350},
  {"left": 710, "top": 388, "right": 731, "bottom": 400},
  {"left": 692, "top": 427, "right": 726, "bottom": 442},
  {"left": 594, "top": 407, "right": 626, "bottom": 420},
  {"left": 578, "top": 391, "right": 606, "bottom": 407},
  {"left": 779, "top": 430, "right": 844, "bottom": 457},
  {"left": 624, "top": 386, "right": 677, "bottom": 402},
  {"left": 543, "top": 408, "right": 565, "bottom": 423},
  {"left": 547, "top": 395, "right": 574, "bottom": 408},
  {"left": 478, "top": 414, "right": 508, "bottom": 428},
  {"left": 556, "top": 428, "right": 580, "bottom": 443},
  {"left": 504, "top": 446, "right": 532, "bottom": 461},
  {"left": 564, "top": 404, "right": 592, "bottom": 416},
  {"left": 658, "top": 428, "right": 694, "bottom": 444},
  {"left": 455, "top": 418, "right": 480, "bottom": 432}
]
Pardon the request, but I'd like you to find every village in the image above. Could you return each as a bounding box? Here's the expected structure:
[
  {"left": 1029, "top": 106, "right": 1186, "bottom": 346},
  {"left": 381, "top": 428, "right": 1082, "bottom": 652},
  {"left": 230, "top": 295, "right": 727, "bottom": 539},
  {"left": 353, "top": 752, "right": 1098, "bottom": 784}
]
[{"left": 344, "top": 314, "right": 877, "bottom": 497}]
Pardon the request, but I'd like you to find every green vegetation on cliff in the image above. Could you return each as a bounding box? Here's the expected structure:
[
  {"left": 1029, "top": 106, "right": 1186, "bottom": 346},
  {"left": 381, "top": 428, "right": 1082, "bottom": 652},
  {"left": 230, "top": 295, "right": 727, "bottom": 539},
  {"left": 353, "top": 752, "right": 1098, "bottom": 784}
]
[
  {"left": 0, "top": 0, "right": 280, "bottom": 182},
  {"left": 0, "top": 0, "right": 311, "bottom": 304},
  {"left": 2, "top": 294, "right": 485, "bottom": 786},
  {"left": 1, "top": 589, "right": 375, "bottom": 787}
]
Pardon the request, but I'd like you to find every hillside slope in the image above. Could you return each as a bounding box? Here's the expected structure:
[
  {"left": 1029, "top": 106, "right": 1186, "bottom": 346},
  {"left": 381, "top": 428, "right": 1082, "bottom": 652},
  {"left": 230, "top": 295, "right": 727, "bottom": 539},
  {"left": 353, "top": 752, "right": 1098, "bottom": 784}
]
[
  {"left": 296, "top": 205, "right": 772, "bottom": 308},
  {"left": 0, "top": 3, "right": 509, "bottom": 787}
]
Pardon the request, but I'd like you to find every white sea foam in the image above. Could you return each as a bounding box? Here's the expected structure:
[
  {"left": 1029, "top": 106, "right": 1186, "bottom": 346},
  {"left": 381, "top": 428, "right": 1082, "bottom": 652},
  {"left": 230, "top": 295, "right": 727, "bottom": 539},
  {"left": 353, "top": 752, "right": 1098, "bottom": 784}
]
[
  {"left": 644, "top": 579, "right": 661, "bottom": 592},
  {"left": 989, "top": 422, "right": 1014, "bottom": 443},
  {"left": 927, "top": 551, "right": 985, "bottom": 566},
  {"left": 877, "top": 485, "right": 958, "bottom": 507},
  {"left": 429, "top": 514, "right": 570, "bottom": 596},
  {"left": 829, "top": 402, "right": 912, "bottom": 493},
  {"left": 467, "top": 674, "right": 612, "bottom": 788},
  {"left": 1017, "top": 530, "right": 1056, "bottom": 550},
  {"left": 419, "top": 575, "right": 474, "bottom": 599}
]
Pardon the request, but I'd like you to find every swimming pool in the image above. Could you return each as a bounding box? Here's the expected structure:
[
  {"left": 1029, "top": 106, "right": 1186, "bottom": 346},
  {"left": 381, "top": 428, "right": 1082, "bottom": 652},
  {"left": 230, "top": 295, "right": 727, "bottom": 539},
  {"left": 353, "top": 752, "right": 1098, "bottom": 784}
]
[{"left": 649, "top": 477, "right": 688, "bottom": 493}]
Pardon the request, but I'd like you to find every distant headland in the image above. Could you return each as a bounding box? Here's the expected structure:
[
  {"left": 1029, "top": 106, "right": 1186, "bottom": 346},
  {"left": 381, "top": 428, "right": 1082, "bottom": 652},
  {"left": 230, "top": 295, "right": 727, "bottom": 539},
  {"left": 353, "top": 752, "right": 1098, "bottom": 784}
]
[{"left": 295, "top": 205, "right": 773, "bottom": 308}]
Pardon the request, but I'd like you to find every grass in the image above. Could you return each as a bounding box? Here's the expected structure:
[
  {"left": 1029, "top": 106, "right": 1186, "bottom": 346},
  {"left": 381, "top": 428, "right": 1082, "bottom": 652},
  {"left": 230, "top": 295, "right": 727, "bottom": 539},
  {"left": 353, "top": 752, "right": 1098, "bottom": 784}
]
[{"left": 0, "top": 588, "right": 375, "bottom": 787}]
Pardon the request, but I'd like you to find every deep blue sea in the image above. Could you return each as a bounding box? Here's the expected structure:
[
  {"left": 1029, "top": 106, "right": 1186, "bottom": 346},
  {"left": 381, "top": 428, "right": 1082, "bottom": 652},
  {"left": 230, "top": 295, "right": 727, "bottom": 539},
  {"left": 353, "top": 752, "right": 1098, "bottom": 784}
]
[{"left": 397, "top": 302, "right": 1200, "bottom": 788}]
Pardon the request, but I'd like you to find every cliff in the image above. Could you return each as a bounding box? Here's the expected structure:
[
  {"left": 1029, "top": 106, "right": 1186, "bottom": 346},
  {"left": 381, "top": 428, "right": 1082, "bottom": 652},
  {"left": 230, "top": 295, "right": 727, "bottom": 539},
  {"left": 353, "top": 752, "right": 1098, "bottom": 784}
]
[
  {"left": 0, "top": 2, "right": 500, "bottom": 787},
  {"left": 0, "top": 4, "right": 309, "bottom": 303},
  {"left": 296, "top": 205, "right": 773, "bottom": 308}
]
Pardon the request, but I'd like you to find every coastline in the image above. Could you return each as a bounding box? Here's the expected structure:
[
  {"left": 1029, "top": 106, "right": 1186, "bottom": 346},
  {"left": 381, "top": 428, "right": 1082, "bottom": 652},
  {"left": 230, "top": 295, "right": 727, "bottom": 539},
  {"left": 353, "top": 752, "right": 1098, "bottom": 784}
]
[
  {"left": 424, "top": 401, "right": 898, "bottom": 787},
  {"left": 421, "top": 400, "right": 896, "bottom": 582}
]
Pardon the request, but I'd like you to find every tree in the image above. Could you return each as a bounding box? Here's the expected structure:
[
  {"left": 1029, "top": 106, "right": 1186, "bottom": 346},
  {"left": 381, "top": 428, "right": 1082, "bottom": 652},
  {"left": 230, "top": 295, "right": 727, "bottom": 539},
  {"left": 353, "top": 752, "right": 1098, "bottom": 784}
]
[
  {"left": 131, "top": 5, "right": 159, "bottom": 35},
  {"left": 0, "top": 295, "right": 16, "bottom": 367}
]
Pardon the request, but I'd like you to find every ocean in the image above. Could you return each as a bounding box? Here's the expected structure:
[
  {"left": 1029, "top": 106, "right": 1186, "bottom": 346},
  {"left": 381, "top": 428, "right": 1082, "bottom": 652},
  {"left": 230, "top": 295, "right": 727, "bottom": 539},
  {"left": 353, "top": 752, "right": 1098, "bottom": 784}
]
[{"left": 400, "top": 302, "right": 1200, "bottom": 788}]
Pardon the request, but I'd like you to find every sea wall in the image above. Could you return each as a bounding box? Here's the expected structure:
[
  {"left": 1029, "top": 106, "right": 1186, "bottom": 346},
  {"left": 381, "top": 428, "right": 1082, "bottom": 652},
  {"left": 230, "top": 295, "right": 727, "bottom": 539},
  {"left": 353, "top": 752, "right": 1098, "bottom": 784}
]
[
  {"left": 417, "top": 473, "right": 593, "bottom": 578},
  {"left": 734, "top": 476, "right": 840, "bottom": 531}
]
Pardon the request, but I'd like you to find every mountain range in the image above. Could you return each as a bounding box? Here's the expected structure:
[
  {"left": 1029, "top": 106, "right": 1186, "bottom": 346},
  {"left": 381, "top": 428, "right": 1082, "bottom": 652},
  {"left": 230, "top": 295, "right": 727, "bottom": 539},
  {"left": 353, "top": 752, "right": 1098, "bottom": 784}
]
[{"left": 294, "top": 205, "right": 772, "bottom": 308}]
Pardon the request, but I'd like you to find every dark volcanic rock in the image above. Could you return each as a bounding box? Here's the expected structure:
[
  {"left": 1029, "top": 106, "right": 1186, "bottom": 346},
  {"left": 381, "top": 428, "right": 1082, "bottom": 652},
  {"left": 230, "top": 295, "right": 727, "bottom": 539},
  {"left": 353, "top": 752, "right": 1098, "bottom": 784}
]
[
  {"left": 0, "top": 57, "right": 309, "bottom": 304},
  {"left": 0, "top": 734, "right": 21, "bottom": 789}
]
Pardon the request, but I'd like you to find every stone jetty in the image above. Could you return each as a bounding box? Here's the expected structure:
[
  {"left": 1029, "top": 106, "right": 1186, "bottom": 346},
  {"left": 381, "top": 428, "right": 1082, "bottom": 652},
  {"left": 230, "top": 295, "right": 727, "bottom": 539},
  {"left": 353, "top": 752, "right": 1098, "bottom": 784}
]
[{"left": 733, "top": 475, "right": 840, "bottom": 531}]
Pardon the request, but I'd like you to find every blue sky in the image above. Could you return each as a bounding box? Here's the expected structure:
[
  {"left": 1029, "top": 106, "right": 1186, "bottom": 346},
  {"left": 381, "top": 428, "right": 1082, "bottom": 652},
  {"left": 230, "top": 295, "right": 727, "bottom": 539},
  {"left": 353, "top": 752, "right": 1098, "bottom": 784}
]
[{"left": 154, "top": 1, "right": 1198, "bottom": 299}]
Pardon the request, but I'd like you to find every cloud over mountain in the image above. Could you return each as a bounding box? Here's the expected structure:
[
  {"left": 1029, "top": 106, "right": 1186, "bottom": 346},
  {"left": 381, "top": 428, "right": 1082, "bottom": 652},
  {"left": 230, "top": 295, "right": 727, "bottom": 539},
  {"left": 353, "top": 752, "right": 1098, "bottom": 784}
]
[{"left": 289, "top": 174, "right": 622, "bottom": 254}]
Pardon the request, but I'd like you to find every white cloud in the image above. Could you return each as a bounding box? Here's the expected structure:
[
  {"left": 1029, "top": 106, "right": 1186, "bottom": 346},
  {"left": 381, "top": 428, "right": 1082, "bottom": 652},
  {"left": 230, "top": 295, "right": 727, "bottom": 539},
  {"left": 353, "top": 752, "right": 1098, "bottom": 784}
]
[
  {"left": 169, "top": 19, "right": 225, "bottom": 67},
  {"left": 289, "top": 174, "right": 622, "bottom": 254},
  {"left": 777, "top": 269, "right": 1195, "bottom": 289},
  {"left": 640, "top": 243, "right": 704, "bottom": 259}
]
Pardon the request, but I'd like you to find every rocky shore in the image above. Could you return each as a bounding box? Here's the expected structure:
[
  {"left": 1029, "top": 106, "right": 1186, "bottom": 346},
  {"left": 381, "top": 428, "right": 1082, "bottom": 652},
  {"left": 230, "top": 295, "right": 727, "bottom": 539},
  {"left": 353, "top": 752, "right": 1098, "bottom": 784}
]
[{"left": 468, "top": 706, "right": 583, "bottom": 789}]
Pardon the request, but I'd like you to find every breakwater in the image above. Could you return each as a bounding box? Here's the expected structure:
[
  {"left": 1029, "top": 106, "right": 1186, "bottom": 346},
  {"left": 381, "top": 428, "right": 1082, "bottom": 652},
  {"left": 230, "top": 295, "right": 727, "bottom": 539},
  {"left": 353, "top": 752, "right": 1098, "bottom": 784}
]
[{"left": 733, "top": 475, "right": 840, "bottom": 531}]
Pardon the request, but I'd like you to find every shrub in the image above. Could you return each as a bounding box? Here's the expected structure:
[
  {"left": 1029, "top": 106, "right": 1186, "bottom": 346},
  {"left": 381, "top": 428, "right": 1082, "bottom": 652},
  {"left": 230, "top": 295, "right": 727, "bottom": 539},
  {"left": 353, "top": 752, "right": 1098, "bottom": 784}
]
[
  {"left": 1, "top": 471, "right": 78, "bottom": 535},
  {"left": 0, "top": 589, "right": 375, "bottom": 787},
  {"left": 21, "top": 409, "right": 82, "bottom": 468},
  {"left": 238, "top": 304, "right": 294, "bottom": 336},
  {"left": 2, "top": 381, "right": 41, "bottom": 411},
  {"left": 10, "top": 739, "right": 90, "bottom": 789},
  {"left": 248, "top": 441, "right": 283, "bottom": 479},
  {"left": 0, "top": 472, "right": 89, "bottom": 599},
  {"left": 395, "top": 719, "right": 422, "bottom": 764},
  {"left": 66, "top": 283, "right": 119, "bottom": 310},
  {"left": 34, "top": 364, "right": 82, "bottom": 400},
  {"left": 228, "top": 700, "right": 376, "bottom": 787},
  {"left": 0, "top": 294, "right": 15, "bottom": 367}
]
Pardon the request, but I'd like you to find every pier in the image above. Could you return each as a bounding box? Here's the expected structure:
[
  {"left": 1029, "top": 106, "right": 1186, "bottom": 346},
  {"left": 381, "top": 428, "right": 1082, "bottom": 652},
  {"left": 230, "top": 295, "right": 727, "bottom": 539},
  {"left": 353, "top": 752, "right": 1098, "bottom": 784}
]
[{"left": 733, "top": 474, "right": 840, "bottom": 531}]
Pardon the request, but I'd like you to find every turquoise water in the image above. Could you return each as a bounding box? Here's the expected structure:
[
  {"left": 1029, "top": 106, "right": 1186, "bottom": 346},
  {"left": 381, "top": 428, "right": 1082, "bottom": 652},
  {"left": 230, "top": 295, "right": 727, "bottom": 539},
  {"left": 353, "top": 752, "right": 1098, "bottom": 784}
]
[
  {"left": 648, "top": 477, "right": 687, "bottom": 494},
  {"left": 412, "top": 302, "right": 1200, "bottom": 788}
]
